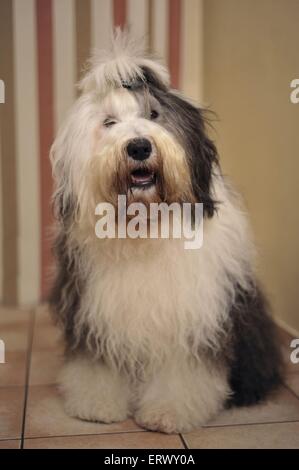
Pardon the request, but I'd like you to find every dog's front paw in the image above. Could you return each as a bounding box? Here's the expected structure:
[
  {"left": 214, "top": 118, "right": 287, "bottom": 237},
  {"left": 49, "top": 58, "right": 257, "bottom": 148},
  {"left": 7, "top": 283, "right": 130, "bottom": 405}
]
[
  {"left": 65, "top": 395, "right": 129, "bottom": 424},
  {"left": 135, "top": 405, "right": 193, "bottom": 434},
  {"left": 59, "top": 358, "right": 130, "bottom": 424}
]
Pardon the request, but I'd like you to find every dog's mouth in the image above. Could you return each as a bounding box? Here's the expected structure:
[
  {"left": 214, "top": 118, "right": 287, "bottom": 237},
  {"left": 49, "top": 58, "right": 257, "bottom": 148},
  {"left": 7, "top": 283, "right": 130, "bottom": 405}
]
[{"left": 130, "top": 168, "right": 156, "bottom": 189}]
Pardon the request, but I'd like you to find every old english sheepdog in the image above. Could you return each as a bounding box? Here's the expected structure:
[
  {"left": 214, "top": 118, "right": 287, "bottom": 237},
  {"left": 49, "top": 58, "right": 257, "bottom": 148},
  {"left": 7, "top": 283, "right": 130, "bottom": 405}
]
[{"left": 49, "top": 32, "right": 282, "bottom": 433}]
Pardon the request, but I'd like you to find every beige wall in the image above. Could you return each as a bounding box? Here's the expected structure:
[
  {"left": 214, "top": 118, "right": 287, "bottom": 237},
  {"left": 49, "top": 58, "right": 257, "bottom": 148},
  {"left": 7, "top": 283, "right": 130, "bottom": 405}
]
[{"left": 203, "top": 0, "right": 299, "bottom": 330}]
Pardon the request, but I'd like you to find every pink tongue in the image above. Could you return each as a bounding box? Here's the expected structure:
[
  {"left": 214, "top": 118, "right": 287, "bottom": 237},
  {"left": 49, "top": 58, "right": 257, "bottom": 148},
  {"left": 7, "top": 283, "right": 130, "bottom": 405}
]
[{"left": 132, "top": 173, "right": 152, "bottom": 184}]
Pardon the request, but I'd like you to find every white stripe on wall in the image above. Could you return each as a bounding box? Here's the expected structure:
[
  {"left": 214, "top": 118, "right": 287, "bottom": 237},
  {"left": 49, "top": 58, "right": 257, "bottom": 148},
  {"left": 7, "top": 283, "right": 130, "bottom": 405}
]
[
  {"left": 91, "top": 0, "right": 113, "bottom": 52},
  {"left": 181, "top": 0, "right": 204, "bottom": 104},
  {"left": 128, "top": 0, "right": 149, "bottom": 49},
  {"left": 152, "top": 0, "right": 168, "bottom": 64},
  {"left": 53, "top": 0, "right": 76, "bottom": 130},
  {"left": 13, "top": 0, "right": 40, "bottom": 305},
  {"left": 53, "top": 0, "right": 76, "bottom": 131}
]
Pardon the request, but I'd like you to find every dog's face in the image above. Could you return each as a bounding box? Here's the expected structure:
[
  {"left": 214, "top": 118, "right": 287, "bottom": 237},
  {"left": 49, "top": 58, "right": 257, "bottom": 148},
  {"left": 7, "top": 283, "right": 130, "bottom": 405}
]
[
  {"left": 51, "top": 35, "right": 218, "bottom": 228},
  {"left": 93, "top": 78, "right": 194, "bottom": 207}
]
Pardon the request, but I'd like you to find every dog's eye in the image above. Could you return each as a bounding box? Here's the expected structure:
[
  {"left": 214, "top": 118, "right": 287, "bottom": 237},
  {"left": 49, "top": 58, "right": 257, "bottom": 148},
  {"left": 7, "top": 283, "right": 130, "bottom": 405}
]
[
  {"left": 150, "top": 110, "right": 159, "bottom": 120},
  {"left": 103, "top": 118, "right": 117, "bottom": 128}
]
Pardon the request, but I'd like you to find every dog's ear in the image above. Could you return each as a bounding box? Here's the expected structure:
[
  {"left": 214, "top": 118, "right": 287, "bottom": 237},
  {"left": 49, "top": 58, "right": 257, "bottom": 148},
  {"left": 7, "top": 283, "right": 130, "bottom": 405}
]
[
  {"left": 185, "top": 105, "right": 219, "bottom": 218},
  {"left": 50, "top": 93, "right": 93, "bottom": 224},
  {"left": 50, "top": 129, "right": 77, "bottom": 225},
  {"left": 52, "top": 189, "right": 75, "bottom": 225},
  {"left": 146, "top": 83, "right": 219, "bottom": 217}
]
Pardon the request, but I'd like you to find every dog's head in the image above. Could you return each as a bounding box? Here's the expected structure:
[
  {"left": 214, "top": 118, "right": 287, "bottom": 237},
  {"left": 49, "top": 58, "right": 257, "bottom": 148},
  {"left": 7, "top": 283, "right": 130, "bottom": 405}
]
[{"left": 51, "top": 31, "right": 218, "bottom": 227}]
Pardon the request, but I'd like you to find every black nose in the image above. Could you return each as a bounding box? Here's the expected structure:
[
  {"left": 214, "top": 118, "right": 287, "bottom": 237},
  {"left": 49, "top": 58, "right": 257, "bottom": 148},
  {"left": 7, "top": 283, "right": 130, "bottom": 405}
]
[{"left": 127, "top": 138, "right": 152, "bottom": 161}]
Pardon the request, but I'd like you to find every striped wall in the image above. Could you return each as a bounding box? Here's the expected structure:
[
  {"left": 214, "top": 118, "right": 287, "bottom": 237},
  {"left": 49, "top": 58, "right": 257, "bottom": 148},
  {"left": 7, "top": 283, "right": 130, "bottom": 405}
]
[{"left": 0, "top": 0, "right": 204, "bottom": 306}]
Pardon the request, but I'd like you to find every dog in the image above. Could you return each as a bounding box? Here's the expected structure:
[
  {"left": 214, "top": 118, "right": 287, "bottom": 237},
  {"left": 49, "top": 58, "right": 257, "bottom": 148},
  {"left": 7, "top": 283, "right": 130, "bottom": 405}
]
[{"left": 49, "top": 31, "right": 282, "bottom": 433}]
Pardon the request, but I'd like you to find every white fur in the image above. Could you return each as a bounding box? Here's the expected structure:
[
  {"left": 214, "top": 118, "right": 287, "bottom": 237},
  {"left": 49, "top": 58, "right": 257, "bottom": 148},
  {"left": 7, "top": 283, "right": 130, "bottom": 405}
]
[
  {"left": 59, "top": 356, "right": 130, "bottom": 423},
  {"left": 80, "top": 29, "right": 169, "bottom": 95},
  {"left": 73, "top": 174, "right": 254, "bottom": 371},
  {"left": 60, "top": 352, "right": 230, "bottom": 433},
  {"left": 134, "top": 353, "right": 230, "bottom": 433}
]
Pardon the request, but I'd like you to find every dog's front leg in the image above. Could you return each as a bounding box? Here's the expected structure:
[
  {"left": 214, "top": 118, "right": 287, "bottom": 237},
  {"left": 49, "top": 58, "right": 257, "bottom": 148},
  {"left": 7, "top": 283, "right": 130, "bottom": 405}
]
[
  {"left": 134, "top": 355, "right": 230, "bottom": 433},
  {"left": 59, "top": 356, "right": 131, "bottom": 424}
]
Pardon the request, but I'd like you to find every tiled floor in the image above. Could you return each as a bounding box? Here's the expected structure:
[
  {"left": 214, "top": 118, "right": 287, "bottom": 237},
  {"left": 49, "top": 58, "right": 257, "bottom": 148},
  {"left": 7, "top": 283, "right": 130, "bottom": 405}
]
[{"left": 0, "top": 305, "right": 299, "bottom": 449}]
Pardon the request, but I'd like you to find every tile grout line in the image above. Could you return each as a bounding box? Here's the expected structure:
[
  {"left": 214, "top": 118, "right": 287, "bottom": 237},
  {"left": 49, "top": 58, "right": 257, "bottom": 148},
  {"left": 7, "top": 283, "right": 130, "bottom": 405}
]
[
  {"left": 20, "top": 309, "right": 36, "bottom": 449},
  {"left": 202, "top": 418, "right": 299, "bottom": 429},
  {"left": 284, "top": 382, "right": 299, "bottom": 402},
  {"left": 25, "top": 429, "right": 180, "bottom": 440},
  {"left": 179, "top": 433, "right": 188, "bottom": 449},
  {"left": 0, "top": 438, "right": 21, "bottom": 442}
]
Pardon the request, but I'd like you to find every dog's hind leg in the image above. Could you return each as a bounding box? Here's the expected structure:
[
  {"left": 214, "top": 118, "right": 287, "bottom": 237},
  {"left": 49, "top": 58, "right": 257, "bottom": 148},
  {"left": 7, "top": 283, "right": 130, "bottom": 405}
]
[
  {"left": 59, "top": 356, "right": 131, "bottom": 424},
  {"left": 227, "top": 284, "right": 283, "bottom": 407}
]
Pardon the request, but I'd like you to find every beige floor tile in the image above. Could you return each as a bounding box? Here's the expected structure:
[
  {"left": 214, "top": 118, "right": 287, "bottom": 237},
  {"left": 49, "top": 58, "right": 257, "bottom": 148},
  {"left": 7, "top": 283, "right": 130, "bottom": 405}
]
[
  {"left": 0, "top": 351, "right": 27, "bottom": 386},
  {"left": 0, "top": 440, "right": 20, "bottom": 449},
  {"left": 207, "top": 386, "right": 299, "bottom": 427},
  {"left": 24, "top": 431, "right": 183, "bottom": 449},
  {"left": 25, "top": 385, "right": 143, "bottom": 438},
  {"left": 285, "top": 374, "right": 299, "bottom": 398},
  {"left": 0, "top": 387, "right": 25, "bottom": 440},
  {"left": 184, "top": 421, "right": 299, "bottom": 449},
  {"left": 29, "top": 350, "right": 63, "bottom": 385}
]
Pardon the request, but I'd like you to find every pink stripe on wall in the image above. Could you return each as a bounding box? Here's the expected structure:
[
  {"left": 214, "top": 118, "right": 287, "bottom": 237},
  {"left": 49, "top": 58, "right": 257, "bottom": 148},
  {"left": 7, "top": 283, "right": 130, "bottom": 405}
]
[
  {"left": 0, "top": 0, "right": 18, "bottom": 304},
  {"left": 113, "top": 0, "right": 127, "bottom": 28},
  {"left": 168, "top": 0, "right": 181, "bottom": 89},
  {"left": 36, "top": 0, "right": 54, "bottom": 300}
]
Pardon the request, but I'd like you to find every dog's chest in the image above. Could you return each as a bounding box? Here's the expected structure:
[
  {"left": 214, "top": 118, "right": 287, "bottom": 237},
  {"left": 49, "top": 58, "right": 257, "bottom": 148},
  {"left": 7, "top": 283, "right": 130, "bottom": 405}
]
[
  {"left": 82, "top": 235, "right": 230, "bottom": 366},
  {"left": 93, "top": 240, "right": 208, "bottom": 339}
]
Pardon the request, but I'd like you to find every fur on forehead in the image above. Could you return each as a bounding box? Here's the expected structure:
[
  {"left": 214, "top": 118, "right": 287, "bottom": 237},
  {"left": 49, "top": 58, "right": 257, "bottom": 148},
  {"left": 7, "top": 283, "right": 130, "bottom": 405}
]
[{"left": 79, "top": 29, "right": 170, "bottom": 96}]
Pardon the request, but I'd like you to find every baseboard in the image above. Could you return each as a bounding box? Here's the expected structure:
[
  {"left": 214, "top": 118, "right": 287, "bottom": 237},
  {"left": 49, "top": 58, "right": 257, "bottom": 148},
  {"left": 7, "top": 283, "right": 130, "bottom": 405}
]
[{"left": 274, "top": 316, "right": 299, "bottom": 338}]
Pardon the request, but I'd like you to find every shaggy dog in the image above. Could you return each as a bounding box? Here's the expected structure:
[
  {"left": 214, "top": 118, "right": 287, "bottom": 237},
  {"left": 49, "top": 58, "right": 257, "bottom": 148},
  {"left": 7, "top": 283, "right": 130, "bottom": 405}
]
[{"left": 50, "top": 32, "right": 282, "bottom": 433}]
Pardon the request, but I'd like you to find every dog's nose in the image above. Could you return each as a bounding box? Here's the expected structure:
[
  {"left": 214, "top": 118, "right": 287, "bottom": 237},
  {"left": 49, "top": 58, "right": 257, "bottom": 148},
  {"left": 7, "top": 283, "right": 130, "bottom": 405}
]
[{"left": 127, "top": 138, "right": 152, "bottom": 161}]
